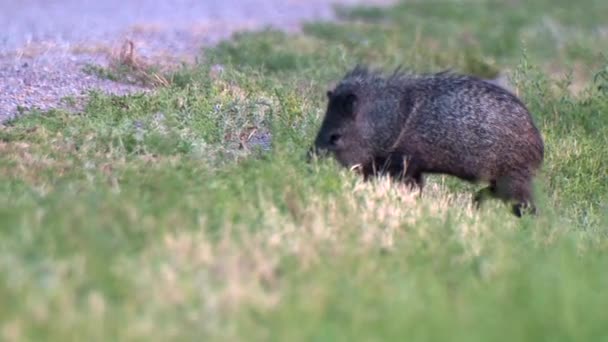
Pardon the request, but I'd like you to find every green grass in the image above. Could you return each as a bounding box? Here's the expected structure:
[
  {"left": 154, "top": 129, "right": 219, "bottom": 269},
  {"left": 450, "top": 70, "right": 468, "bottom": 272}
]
[{"left": 2, "top": 0, "right": 608, "bottom": 340}]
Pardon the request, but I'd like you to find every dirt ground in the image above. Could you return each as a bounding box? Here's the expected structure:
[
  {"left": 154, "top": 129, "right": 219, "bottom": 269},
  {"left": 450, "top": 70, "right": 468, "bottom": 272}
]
[{"left": 0, "top": 0, "right": 391, "bottom": 121}]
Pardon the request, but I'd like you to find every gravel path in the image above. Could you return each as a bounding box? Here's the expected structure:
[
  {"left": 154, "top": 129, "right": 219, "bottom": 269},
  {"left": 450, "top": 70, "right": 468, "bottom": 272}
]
[{"left": 0, "top": 0, "right": 391, "bottom": 122}]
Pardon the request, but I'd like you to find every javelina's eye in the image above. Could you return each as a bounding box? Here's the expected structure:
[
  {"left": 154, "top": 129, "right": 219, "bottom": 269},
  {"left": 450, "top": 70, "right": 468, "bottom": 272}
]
[{"left": 329, "top": 133, "right": 342, "bottom": 146}]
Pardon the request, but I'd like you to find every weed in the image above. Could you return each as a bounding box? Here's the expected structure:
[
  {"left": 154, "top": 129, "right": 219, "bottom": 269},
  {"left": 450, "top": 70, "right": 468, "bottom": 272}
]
[
  {"left": 83, "top": 40, "right": 170, "bottom": 87},
  {"left": 1, "top": 0, "right": 608, "bottom": 340}
]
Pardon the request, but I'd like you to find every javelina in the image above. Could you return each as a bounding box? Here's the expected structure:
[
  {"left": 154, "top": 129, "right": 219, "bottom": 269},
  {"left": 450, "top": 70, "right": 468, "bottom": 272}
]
[{"left": 310, "top": 65, "right": 544, "bottom": 217}]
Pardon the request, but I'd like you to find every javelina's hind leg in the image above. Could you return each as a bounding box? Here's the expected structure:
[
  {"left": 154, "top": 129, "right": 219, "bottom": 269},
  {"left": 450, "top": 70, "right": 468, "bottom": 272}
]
[
  {"left": 474, "top": 177, "right": 537, "bottom": 217},
  {"left": 497, "top": 175, "right": 537, "bottom": 217}
]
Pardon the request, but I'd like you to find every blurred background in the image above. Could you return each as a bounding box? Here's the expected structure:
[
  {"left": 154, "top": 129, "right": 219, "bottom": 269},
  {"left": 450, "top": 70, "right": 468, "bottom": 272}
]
[
  {"left": 0, "top": 0, "right": 388, "bottom": 119},
  {"left": 1, "top": 0, "right": 386, "bottom": 56}
]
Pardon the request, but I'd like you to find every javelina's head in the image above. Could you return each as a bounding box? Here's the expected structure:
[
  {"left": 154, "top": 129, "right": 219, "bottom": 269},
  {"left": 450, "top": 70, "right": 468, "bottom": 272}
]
[{"left": 309, "top": 84, "right": 373, "bottom": 169}]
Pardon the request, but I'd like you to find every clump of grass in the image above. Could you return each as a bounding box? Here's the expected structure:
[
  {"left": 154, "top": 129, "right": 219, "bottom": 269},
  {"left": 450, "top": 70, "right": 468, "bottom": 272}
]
[
  {"left": 594, "top": 63, "right": 608, "bottom": 95},
  {"left": 83, "top": 40, "right": 170, "bottom": 87}
]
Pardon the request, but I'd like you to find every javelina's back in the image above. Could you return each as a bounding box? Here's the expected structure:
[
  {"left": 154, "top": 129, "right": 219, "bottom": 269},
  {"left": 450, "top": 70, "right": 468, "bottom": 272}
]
[{"left": 397, "top": 73, "right": 544, "bottom": 183}]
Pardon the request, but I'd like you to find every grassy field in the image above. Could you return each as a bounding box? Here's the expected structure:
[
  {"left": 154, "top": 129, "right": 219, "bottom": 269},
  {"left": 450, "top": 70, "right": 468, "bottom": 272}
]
[{"left": 2, "top": 0, "right": 608, "bottom": 340}]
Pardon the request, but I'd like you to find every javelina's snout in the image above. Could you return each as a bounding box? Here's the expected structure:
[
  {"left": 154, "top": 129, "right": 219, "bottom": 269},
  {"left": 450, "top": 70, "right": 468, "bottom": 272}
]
[
  {"left": 306, "top": 129, "right": 340, "bottom": 163},
  {"left": 315, "top": 130, "right": 343, "bottom": 152}
]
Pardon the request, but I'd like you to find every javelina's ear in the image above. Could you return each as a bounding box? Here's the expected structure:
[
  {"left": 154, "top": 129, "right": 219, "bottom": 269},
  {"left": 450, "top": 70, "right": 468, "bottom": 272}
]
[
  {"left": 326, "top": 90, "right": 333, "bottom": 99},
  {"left": 343, "top": 93, "right": 357, "bottom": 115}
]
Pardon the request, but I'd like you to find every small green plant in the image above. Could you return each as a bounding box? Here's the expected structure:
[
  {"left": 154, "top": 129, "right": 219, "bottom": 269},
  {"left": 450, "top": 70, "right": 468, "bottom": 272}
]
[
  {"left": 593, "top": 63, "right": 608, "bottom": 95},
  {"left": 83, "top": 40, "right": 170, "bottom": 87}
]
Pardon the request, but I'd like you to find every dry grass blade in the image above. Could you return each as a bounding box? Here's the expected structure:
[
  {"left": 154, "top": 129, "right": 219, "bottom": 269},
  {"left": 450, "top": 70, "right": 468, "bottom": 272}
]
[
  {"left": 117, "top": 40, "right": 138, "bottom": 69},
  {"left": 105, "top": 39, "right": 170, "bottom": 87}
]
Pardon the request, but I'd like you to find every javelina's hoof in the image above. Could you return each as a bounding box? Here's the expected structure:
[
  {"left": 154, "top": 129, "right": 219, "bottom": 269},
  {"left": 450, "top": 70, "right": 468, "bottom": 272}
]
[{"left": 512, "top": 202, "right": 537, "bottom": 217}]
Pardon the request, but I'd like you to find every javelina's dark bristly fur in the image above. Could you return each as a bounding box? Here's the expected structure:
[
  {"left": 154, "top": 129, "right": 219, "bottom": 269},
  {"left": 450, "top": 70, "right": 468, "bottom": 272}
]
[{"left": 313, "top": 65, "right": 544, "bottom": 217}]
